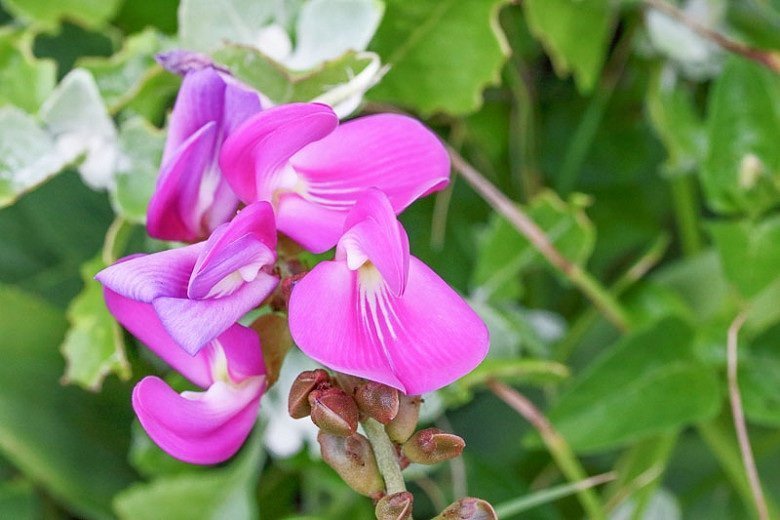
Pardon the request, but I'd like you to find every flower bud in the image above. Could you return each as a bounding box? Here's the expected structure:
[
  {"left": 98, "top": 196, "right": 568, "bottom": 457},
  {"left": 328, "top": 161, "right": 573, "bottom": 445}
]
[
  {"left": 251, "top": 313, "right": 293, "bottom": 388},
  {"left": 434, "top": 498, "right": 497, "bottom": 520},
  {"left": 402, "top": 428, "right": 465, "bottom": 465},
  {"left": 386, "top": 394, "right": 421, "bottom": 444},
  {"left": 375, "top": 491, "right": 414, "bottom": 520},
  {"left": 309, "top": 387, "right": 359, "bottom": 436},
  {"left": 288, "top": 369, "right": 330, "bottom": 419},
  {"left": 355, "top": 381, "right": 399, "bottom": 424},
  {"left": 318, "top": 432, "right": 384, "bottom": 497}
]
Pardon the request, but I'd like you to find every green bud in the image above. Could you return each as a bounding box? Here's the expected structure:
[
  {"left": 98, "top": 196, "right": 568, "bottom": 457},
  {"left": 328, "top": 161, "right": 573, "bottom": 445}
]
[
  {"left": 287, "top": 369, "right": 329, "bottom": 419},
  {"left": 355, "top": 381, "right": 399, "bottom": 424},
  {"left": 309, "top": 387, "right": 359, "bottom": 436},
  {"left": 318, "top": 431, "right": 384, "bottom": 497},
  {"left": 402, "top": 428, "right": 465, "bottom": 465},
  {"left": 434, "top": 498, "right": 497, "bottom": 520},
  {"left": 386, "top": 393, "right": 421, "bottom": 443},
  {"left": 375, "top": 491, "right": 414, "bottom": 520}
]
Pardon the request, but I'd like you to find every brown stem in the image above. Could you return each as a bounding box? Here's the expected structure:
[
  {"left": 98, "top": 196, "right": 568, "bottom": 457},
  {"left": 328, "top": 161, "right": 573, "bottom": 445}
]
[
  {"left": 644, "top": 0, "right": 780, "bottom": 74},
  {"left": 487, "top": 379, "right": 608, "bottom": 520},
  {"left": 727, "top": 312, "right": 770, "bottom": 520},
  {"left": 449, "top": 148, "right": 630, "bottom": 331}
]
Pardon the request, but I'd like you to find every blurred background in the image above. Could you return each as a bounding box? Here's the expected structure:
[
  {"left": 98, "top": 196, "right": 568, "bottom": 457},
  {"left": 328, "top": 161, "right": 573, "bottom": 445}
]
[{"left": 1, "top": 0, "right": 780, "bottom": 518}]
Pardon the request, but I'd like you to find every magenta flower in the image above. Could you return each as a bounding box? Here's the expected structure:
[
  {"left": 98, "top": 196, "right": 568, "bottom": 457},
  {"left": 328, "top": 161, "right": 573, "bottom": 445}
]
[
  {"left": 97, "top": 202, "right": 278, "bottom": 355},
  {"left": 104, "top": 288, "right": 265, "bottom": 464},
  {"left": 147, "top": 66, "right": 262, "bottom": 242},
  {"left": 219, "top": 103, "right": 450, "bottom": 253},
  {"left": 288, "top": 190, "right": 489, "bottom": 395}
]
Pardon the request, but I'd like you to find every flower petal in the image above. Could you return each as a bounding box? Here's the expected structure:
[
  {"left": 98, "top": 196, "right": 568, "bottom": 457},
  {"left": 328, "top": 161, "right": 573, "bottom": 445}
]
[
  {"left": 338, "top": 189, "right": 409, "bottom": 296},
  {"left": 379, "top": 257, "right": 489, "bottom": 395},
  {"left": 275, "top": 194, "right": 347, "bottom": 253},
  {"left": 146, "top": 122, "right": 227, "bottom": 242},
  {"left": 289, "top": 113, "right": 449, "bottom": 213},
  {"left": 163, "top": 67, "right": 226, "bottom": 163},
  {"left": 288, "top": 261, "right": 403, "bottom": 389},
  {"left": 95, "top": 246, "right": 203, "bottom": 303},
  {"left": 133, "top": 376, "right": 264, "bottom": 464},
  {"left": 154, "top": 271, "right": 279, "bottom": 355},
  {"left": 104, "top": 288, "right": 212, "bottom": 388},
  {"left": 219, "top": 103, "right": 338, "bottom": 202},
  {"left": 289, "top": 258, "right": 489, "bottom": 395},
  {"left": 217, "top": 324, "right": 266, "bottom": 382},
  {"left": 188, "top": 202, "right": 277, "bottom": 299}
]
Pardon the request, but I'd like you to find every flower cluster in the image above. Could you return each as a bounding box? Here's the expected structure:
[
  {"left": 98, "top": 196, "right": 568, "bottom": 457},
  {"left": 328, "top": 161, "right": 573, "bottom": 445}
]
[{"left": 96, "top": 62, "right": 489, "bottom": 464}]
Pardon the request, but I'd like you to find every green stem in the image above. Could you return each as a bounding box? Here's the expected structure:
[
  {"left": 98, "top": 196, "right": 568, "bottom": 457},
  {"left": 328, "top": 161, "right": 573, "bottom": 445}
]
[
  {"left": 362, "top": 418, "right": 406, "bottom": 495},
  {"left": 488, "top": 379, "right": 608, "bottom": 520},
  {"left": 494, "top": 472, "right": 616, "bottom": 518},
  {"left": 670, "top": 175, "right": 703, "bottom": 256}
]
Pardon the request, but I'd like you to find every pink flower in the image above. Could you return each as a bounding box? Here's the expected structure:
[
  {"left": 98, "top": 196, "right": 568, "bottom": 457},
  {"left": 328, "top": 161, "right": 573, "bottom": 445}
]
[
  {"left": 147, "top": 66, "right": 262, "bottom": 242},
  {"left": 97, "top": 202, "right": 278, "bottom": 355},
  {"left": 219, "top": 103, "right": 450, "bottom": 253},
  {"left": 104, "top": 289, "right": 265, "bottom": 464},
  {"left": 288, "top": 190, "right": 489, "bottom": 395}
]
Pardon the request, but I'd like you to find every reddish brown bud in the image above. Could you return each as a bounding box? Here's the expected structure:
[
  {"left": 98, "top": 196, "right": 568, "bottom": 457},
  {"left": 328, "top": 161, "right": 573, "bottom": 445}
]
[
  {"left": 434, "top": 498, "right": 497, "bottom": 520},
  {"left": 288, "top": 369, "right": 330, "bottom": 419},
  {"left": 386, "top": 394, "right": 421, "bottom": 443},
  {"left": 250, "top": 313, "right": 293, "bottom": 388},
  {"left": 334, "top": 373, "right": 365, "bottom": 396},
  {"left": 375, "top": 491, "right": 414, "bottom": 520},
  {"left": 355, "top": 381, "right": 399, "bottom": 424},
  {"left": 318, "top": 431, "right": 384, "bottom": 497},
  {"left": 402, "top": 428, "right": 465, "bottom": 465},
  {"left": 309, "top": 387, "right": 359, "bottom": 436}
]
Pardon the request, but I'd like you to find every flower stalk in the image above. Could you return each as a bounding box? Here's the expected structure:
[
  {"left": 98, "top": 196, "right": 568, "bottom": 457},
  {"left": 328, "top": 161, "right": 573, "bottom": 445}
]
[{"left": 362, "top": 417, "right": 407, "bottom": 495}]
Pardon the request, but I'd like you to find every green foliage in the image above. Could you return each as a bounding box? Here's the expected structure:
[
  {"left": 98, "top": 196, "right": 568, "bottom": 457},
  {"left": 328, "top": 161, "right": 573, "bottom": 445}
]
[
  {"left": 368, "top": 0, "right": 510, "bottom": 115},
  {"left": 114, "top": 431, "right": 264, "bottom": 520},
  {"left": 0, "top": 285, "right": 136, "bottom": 519},
  {"left": 543, "top": 317, "right": 721, "bottom": 452},
  {"left": 702, "top": 57, "right": 780, "bottom": 216},
  {"left": 0, "top": 0, "right": 780, "bottom": 518},
  {"left": 60, "top": 253, "right": 131, "bottom": 391},
  {"left": 0, "top": 0, "right": 122, "bottom": 29},
  {"left": 472, "top": 190, "right": 594, "bottom": 302},
  {"left": 522, "top": 0, "right": 614, "bottom": 92}
]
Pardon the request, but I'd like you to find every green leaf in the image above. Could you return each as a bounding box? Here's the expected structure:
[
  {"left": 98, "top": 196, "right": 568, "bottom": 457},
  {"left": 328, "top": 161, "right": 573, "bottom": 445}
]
[
  {"left": 0, "top": 285, "right": 137, "bottom": 519},
  {"left": 701, "top": 57, "right": 780, "bottom": 216},
  {"left": 522, "top": 0, "right": 614, "bottom": 92},
  {"left": 178, "top": 0, "right": 281, "bottom": 53},
  {"left": 114, "top": 430, "right": 264, "bottom": 520},
  {"left": 285, "top": 0, "right": 384, "bottom": 70},
  {"left": 0, "top": 30, "right": 56, "bottom": 112},
  {"left": 0, "top": 106, "right": 67, "bottom": 208},
  {"left": 78, "top": 29, "right": 170, "bottom": 112},
  {"left": 368, "top": 0, "right": 510, "bottom": 115},
  {"left": 111, "top": 117, "right": 165, "bottom": 223},
  {"left": 471, "top": 190, "right": 595, "bottom": 303},
  {"left": 39, "top": 68, "right": 118, "bottom": 190},
  {"left": 0, "top": 480, "right": 40, "bottom": 519},
  {"left": 646, "top": 68, "right": 706, "bottom": 175},
  {"left": 60, "top": 254, "right": 131, "bottom": 391},
  {"left": 542, "top": 317, "right": 720, "bottom": 453},
  {"left": 708, "top": 216, "right": 780, "bottom": 298},
  {"left": 0, "top": 0, "right": 123, "bottom": 29},
  {"left": 736, "top": 323, "right": 780, "bottom": 427},
  {"left": 214, "top": 46, "right": 382, "bottom": 117}
]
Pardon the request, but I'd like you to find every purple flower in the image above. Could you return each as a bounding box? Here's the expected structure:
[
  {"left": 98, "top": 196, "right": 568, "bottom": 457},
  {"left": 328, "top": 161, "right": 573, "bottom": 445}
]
[
  {"left": 104, "top": 288, "right": 265, "bottom": 464},
  {"left": 147, "top": 66, "right": 262, "bottom": 242},
  {"left": 97, "top": 202, "right": 279, "bottom": 355},
  {"left": 288, "top": 190, "right": 489, "bottom": 395},
  {"left": 219, "top": 103, "right": 450, "bottom": 253}
]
